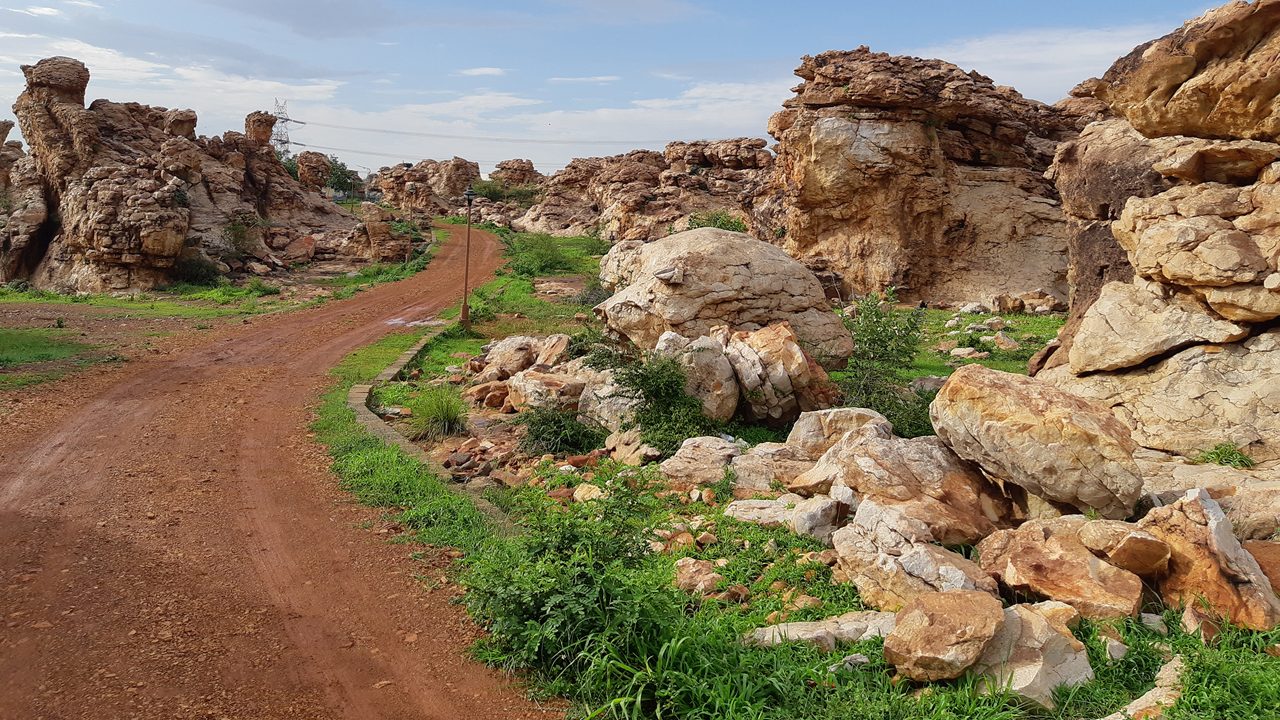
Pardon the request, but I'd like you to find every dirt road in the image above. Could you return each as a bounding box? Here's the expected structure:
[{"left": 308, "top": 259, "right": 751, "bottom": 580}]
[{"left": 0, "top": 226, "right": 555, "bottom": 719}]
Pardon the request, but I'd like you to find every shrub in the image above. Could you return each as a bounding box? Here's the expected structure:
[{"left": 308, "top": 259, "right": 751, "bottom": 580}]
[
  {"left": 687, "top": 210, "right": 748, "bottom": 233},
  {"left": 406, "top": 386, "right": 468, "bottom": 441},
  {"left": 574, "top": 275, "right": 611, "bottom": 306},
  {"left": 246, "top": 277, "right": 280, "bottom": 296},
  {"left": 507, "top": 234, "right": 574, "bottom": 277},
  {"left": 591, "top": 349, "right": 720, "bottom": 456},
  {"left": 517, "top": 406, "right": 608, "bottom": 455},
  {"left": 472, "top": 179, "right": 543, "bottom": 208},
  {"left": 1195, "top": 443, "right": 1256, "bottom": 469},
  {"left": 838, "top": 290, "right": 934, "bottom": 437},
  {"left": 171, "top": 254, "right": 223, "bottom": 286}
]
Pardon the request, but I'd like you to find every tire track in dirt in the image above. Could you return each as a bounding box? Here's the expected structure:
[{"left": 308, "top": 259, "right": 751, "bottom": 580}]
[{"left": 0, "top": 225, "right": 557, "bottom": 719}]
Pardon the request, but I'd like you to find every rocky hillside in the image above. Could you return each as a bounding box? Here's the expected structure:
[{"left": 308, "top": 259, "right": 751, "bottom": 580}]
[{"left": 0, "top": 57, "right": 391, "bottom": 293}]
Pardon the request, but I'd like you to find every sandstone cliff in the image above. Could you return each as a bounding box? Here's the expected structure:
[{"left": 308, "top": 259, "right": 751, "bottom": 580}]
[
  {"left": 372, "top": 156, "right": 481, "bottom": 214},
  {"left": 761, "top": 48, "right": 1083, "bottom": 304},
  {"left": 0, "top": 56, "right": 365, "bottom": 292}
]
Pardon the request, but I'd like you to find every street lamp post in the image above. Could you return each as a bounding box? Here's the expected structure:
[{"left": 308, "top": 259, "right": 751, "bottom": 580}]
[{"left": 460, "top": 186, "right": 477, "bottom": 331}]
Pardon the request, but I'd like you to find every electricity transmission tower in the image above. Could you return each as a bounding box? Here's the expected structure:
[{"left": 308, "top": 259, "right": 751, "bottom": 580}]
[{"left": 270, "top": 99, "right": 291, "bottom": 155}]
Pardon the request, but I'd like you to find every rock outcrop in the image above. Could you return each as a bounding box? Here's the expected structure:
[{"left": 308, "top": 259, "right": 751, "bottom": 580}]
[
  {"left": 761, "top": 47, "right": 1080, "bottom": 303},
  {"left": 515, "top": 139, "right": 771, "bottom": 241},
  {"left": 0, "top": 56, "right": 363, "bottom": 291},
  {"left": 373, "top": 156, "right": 481, "bottom": 213},
  {"left": 596, "top": 228, "right": 854, "bottom": 367},
  {"left": 489, "top": 159, "right": 544, "bottom": 187},
  {"left": 295, "top": 151, "right": 331, "bottom": 191}
]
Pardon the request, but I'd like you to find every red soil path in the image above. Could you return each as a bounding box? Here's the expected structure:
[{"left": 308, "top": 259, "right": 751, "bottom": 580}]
[{"left": 0, "top": 226, "right": 556, "bottom": 719}]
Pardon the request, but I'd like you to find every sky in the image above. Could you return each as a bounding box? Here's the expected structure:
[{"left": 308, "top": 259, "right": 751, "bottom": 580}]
[{"left": 0, "top": 0, "right": 1218, "bottom": 175}]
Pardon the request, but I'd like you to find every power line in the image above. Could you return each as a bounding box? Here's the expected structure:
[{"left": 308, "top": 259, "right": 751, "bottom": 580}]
[{"left": 284, "top": 117, "right": 665, "bottom": 146}]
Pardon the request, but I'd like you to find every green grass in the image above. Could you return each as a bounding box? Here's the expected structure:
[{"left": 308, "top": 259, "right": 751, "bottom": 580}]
[
  {"left": 405, "top": 386, "right": 469, "bottom": 441},
  {"left": 0, "top": 328, "right": 90, "bottom": 367},
  {"left": 910, "top": 309, "right": 1065, "bottom": 378},
  {"left": 0, "top": 286, "right": 268, "bottom": 319},
  {"left": 1194, "top": 443, "right": 1256, "bottom": 469}
]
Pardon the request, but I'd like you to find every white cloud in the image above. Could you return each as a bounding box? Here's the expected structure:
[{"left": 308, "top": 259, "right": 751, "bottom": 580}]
[
  {"left": 547, "top": 75, "right": 620, "bottom": 84},
  {"left": 63, "top": 0, "right": 103, "bottom": 8},
  {"left": 457, "top": 66, "right": 505, "bottom": 77},
  {"left": 8, "top": 6, "right": 62, "bottom": 15},
  {"left": 911, "top": 24, "right": 1166, "bottom": 102}
]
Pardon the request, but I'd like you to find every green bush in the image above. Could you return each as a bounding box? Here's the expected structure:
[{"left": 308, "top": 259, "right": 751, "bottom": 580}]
[
  {"left": 574, "top": 275, "right": 612, "bottom": 306},
  {"left": 507, "top": 234, "right": 574, "bottom": 277},
  {"left": 838, "top": 290, "right": 935, "bottom": 437},
  {"left": 687, "top": 210, "right": 748, "bottom": 233},
  {"left": 591, "top": 349, "right": 720, "bottom": 456},
  {"left": 246, "top": 277, "right": 280, "bottom": 296},
  {"left": 171, "top": 254, "right": 223, "bottom": 286},
  {"left": 463, "top": 462, "right": 678, "bottom": 680},
  {"left": 472, "top": 179, "right": 543, "bottom": 208},
  {"left": 517, "top": 405, "right": 608, "bottom": 455},
  {"left": 1195, "top": 443, "right": 1256, "bottom": 469},
  {"left": 406, "top": 386, "right": 468, "bottom": 441}
]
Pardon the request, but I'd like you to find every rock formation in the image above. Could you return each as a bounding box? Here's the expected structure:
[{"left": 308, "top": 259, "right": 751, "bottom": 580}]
[
  {"left": 515, "top": 139, "right": 771, "bottom": 241},
  {"left": 373, "top": 156, "right": 481, "bottom": 213},
  {"left": 1038, "top": 4, "right": 1280, "bottom": 462},
  {"left": 0, "top": 56, "right": 368, "bottom": 291},
  {"left": 596, "top": 228, "right": 854, "bottom": 367},
  {"left": 489, "top": 158, "right": 544, "bottom": 187},
  {"left": 295, "top": 150, "right": 331, "bottom": 191},
  {"left": 761, "top": 47, "right": 1081, "bottom": 303}
]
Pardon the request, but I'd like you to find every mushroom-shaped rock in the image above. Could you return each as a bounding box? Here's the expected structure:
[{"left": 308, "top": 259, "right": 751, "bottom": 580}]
[
  {"left": 595, "top": 228, "right": 854, "bottom": 368},
  {"left": 930, "top": 364, "right": 1142, "bottom": 519}
]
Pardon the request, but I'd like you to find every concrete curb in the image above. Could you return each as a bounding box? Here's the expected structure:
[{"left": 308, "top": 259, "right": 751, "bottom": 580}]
[{"left": 346, "top": 328, "right": 516, "bottom": 535}]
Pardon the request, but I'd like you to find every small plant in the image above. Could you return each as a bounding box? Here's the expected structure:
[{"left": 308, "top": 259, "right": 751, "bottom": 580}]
[
  {"left": 573, "top": 276, "right": 611, "bottom": 306},
  {"left": 245, "top": 277, "right": 280, "bottom": 296},
  {"left": 171, "top": 187, "right": 190, "bottom": 208},
  {"left": 1195, "top": 443, "right": 1256, "bottom": 469},
  {"left": 590, "top": 349, "right": 720, "bottom": 456},
  {"left": 171, "top": 254, "right": 223, "bottom": 286},
  {"left": 687, "top": 210, "right": 748, "bottom": 233},
  {"left": 838, "top": 289, "right": 934, "bottom": 437},
  {"left": 406, "top": 386, "right": 468, "bottom": 441},
  {"left": 516, "top": 405, "right": 608, "bottom": 455}
]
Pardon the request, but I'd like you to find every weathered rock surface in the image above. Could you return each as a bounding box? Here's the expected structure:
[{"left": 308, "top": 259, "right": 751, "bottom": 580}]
[
  {"left": 655, "top": 332, "right": 740, "bottom": 422},
  {"left": 931, "top": 365, "right": 1143, "bottom": 519},
  {"left": 673, "top": 557, "right": 724, "bottom": 596},
  {"left": 516, "top": 139, "right": 771, "bottom": 242},
  {"left": 762, "top": 47, "right": 1079, "bottom": 304},
  {"left": 1068, "top": 279, "right": 1248, "bottom": 373},
  {"left": 1098, "top": 656, "right": 1185, "bottom": 720},
  {"left": 489, "top": 159, "right": 544, "bottom": 187},
  {"left": 977, "top": 517, "right": 1144, "bottom": 620},
  {"left": 374, "top": 156, "right": 480, "bottom": 213},
  {"left": 790, "top": 423, "right": 1014, "bottom": 545},
  {"left": 1045, "top": 329, "right": 1280, "bottom": 462},
  {"left": 472, "top": 336, "right": 543, "bottom": 383},
  {"left": 659, "top": 436, "right": 741, "bottom": 487},
  {"left": 971, "top": 602, "right": 1094, "bottom": 709},
  {"left": 507, "top": 370, "right": 588, "bottom": 411},
  {"left": 1136, "top": 451, "right": 1280, "bottom": 540},
  {"left": 1244, "top": 540, "right": 1280, "bottom": 594},
  {"left": 295, "top": 151, "right": 331, "bottom": 190},
  {"left": 784, "top": 407, "right": 892, "bottom": 461},
  {"left": 596, "top": 229, "right": 854, "bottom": 367},
  {"left": 1077, "top": 519, "right": 1171, "bottom": 578},
  {"left": 716, "top": 323, "right": 842, "bottom": 425},
  {"left": 831, "top": 499, "right": 996, "bottom": 611},
  {"left": 723, "top": 494, "right": 842, "bottom": 546},
  {"left": 1, "top": 56, "right": 361, "bottom": 290},
  {"left": 1136, "top": 489, "right": 1280, "bottom": 630},
  {"left": 883, "top": 590, "right": 1005, "bottom": 681},
  {"left": 577, "top": 370, "right": 639, "bottom": 433},
  {"left": 1091, "top": 0, "right": 1280, "bottom": 140},
  {"left": 728, "top": 443, "right": 814, "bottom": 493},
  {"left": 744, "top": 609, "right": 895, "bottom": 652}
]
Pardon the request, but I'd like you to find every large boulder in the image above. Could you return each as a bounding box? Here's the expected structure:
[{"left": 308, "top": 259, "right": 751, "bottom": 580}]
[
  {"left": 882, "top": 590, "right": 1005, "bottom": 682},
  {"left": 931, "top": 365, "right": 1143, "bottom": 519},
  {"left": 761, "top": 47, "right": 1079, "bottom": 304},
  {"left": 595, "top": 229, "right": 854, "bottom": 368},
  {"left": 1135, "top": 452, "right": 1280, "bottom": 540},
  {"left": 1091, "top": 0, "right": 1280, "bottom": 140},
  {"left": 655, "top": 332, "right": 739, "bottom": 422},
  {"left": 728, "top": 443, "right": 815, "bottom": 494},
  {"left": 977, "top": 517, "right": 1144, "bottom": 620},
  {"left": 1135, "top": 489, "right": 1280, "bottom": 630},
  {"left": 789, "top": 423, "right": 1015, "bottom": 545},
  {"left": 659, "top": 436, "right": 741, "bottom": 487},
  {"left": 784, "top": 407, "right": 892, "bottom": 460}
]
